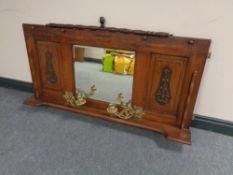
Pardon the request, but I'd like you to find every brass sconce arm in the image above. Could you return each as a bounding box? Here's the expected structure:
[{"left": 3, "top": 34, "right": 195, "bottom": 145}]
[
  {"left": 64, "top": 85, "right": 96, "bottom": 107},
  {"left": 107, "top": 93, "right": 144, "bottom": 120}
]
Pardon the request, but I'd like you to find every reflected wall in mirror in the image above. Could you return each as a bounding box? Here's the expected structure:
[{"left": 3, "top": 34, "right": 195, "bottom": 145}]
[{"left": 73, "top": 45, "right": 135, "bottom": 104}]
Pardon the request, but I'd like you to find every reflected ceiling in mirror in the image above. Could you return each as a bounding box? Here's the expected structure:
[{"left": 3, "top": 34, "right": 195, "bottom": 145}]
[{"left": 73, "top": 45, "right": 135, "bottom": 104}]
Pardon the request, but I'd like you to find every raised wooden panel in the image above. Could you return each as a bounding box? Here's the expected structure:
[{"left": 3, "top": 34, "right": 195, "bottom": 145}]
[
  {"left": 146, "top": 54, "right": 188, "bottom": 118},
  {"left": 36, "top": 41, "right": 63, "bottom": 96}
]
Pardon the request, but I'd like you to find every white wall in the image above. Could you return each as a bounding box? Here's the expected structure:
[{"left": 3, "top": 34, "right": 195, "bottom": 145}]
[{"left": 0, "top": 0, "right": 233, "bottom": 122}]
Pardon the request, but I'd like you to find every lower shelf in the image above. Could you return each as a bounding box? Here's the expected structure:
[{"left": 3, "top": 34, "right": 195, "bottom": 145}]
[{"left": 24, "top": 96, "right": 191, "bottom": 144}]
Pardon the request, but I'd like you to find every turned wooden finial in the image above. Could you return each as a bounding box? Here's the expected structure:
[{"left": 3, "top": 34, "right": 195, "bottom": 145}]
[
  {"left": 188, "top": 39, "right": 195, "bottom": 45},
  {"left": 99, "top": 16, "right": 105, "bottom": 28}
]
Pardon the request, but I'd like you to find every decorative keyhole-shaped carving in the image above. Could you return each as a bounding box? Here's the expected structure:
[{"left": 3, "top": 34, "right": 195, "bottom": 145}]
[
  {"left": 45, "top": 50, "right": 57, "bottom": 84},
  {"left": 155, "top": 67, "right": 172, "bottom": 105}
]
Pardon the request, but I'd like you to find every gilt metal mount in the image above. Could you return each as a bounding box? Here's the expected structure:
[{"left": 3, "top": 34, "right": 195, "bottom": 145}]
[
  {"left": 64, "top": 85, "right": 96, "bottom": 107},
  {"left": 107, "top": 93, "right": 144, "bottom": 120}
]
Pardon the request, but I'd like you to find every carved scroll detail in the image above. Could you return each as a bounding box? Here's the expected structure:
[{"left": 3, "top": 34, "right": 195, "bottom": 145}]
[
  {"left": 155, "top": 67, "right": 172, "bottom": 105},
  {"left": 45, "top": 50, "right": 57, "bottom": 84}
]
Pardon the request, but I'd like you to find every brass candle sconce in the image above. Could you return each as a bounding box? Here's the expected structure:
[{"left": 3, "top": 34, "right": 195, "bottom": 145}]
[
  {"left": 107, "top": 93, "right": 144, "bottom": 120},
  {"left": 64, "top": 85, "right": 96, "bottom": 107}
]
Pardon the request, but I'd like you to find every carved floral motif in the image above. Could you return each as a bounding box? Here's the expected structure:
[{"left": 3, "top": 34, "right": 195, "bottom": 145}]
[
  {"left": 45, "top": 50, "right": 57, "bottom": 84},
  {"left": 155, "top": 67, "right": 172, "bottom": 105}
]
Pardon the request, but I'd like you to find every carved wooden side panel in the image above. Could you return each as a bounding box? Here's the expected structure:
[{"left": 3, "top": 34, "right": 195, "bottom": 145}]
[
  {"left": 36, "top": 41, "right": 63, "bottom": 97},
  {"left": 146, "top": 54, "right": 188, "bottom": 118}
]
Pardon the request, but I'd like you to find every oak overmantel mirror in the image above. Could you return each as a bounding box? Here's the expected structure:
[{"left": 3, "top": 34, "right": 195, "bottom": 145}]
[{"left": 23, "top": 17, "right": 211, "bottom": 144}]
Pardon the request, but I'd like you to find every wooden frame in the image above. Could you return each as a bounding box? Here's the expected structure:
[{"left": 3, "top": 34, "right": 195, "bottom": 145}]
[{"left": 23, "top": 22, "right": 211, "bottom": 144}]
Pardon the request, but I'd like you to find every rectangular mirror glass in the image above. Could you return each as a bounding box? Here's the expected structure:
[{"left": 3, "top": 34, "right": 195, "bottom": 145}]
[{"left": 73, "top": 45, "right": 135, "bottom": 104}]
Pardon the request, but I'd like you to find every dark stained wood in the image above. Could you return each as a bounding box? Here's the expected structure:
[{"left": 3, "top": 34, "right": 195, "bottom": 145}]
[{"left": 23, "top": 23, "right": 211, "bottom": 144}]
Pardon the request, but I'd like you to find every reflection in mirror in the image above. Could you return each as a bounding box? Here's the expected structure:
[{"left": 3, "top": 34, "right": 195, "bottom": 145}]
[{"left": 73, "top": 45, "right": 135, "bottom": 104}]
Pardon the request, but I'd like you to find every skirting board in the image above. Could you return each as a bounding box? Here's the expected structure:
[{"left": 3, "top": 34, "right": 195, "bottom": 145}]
[
  {"left": 0, "top": 77, "right": 33, "bottom": 92},
  {"left": 0, "top": 76, "right": 232, "bottom": 137}
]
